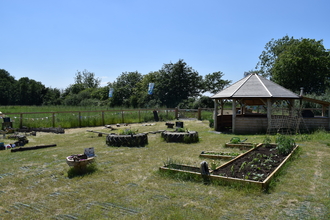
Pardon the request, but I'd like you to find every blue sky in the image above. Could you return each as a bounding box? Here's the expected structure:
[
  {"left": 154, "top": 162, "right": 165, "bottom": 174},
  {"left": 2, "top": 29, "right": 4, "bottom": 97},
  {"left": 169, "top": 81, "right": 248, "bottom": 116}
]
[{"left": 1, "top": 0, "right": 330, "bottom": 90}]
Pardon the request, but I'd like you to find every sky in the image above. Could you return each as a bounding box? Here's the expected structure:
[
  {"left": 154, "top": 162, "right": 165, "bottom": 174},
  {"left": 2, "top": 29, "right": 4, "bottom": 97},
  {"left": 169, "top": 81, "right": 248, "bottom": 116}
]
[{"left": 1, "top": 0, "right": 330, "bottom": 90}]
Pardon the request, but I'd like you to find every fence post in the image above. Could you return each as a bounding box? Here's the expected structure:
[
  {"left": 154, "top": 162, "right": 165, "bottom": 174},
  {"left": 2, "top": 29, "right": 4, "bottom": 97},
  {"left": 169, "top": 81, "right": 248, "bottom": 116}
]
[
  {"left": 79, "top": 112, "right": 81, "bottom": 127},
  {"left": 20, "top": 113, "right": 23, "bottom": 128},
  {"left": 198, "top": 108, "right": 202, "bottom": 120},
  {"left": 175, "top": 107, "right": 178, "bottom": 119},
  {"left": 139, "top": 110, "right": 141, "bottom": 123},
  {"left": 52, "top": 113, "right": 55, "bottom": 127},
  {"left": 121, "top": 110, "right": 124, "bottom": 123},
  {"left": 102, "top": 111, "right": 105, "bottom": 125}
]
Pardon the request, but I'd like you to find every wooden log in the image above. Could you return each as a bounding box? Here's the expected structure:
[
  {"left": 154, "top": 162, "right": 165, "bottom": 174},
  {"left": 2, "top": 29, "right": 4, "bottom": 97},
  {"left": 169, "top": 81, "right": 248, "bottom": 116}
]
[
  {"left": 11, "top": 144, "right": 57, "bottom": 152},
  {"left": 86, "top": 130, "right": 110, "bottom": 136}
]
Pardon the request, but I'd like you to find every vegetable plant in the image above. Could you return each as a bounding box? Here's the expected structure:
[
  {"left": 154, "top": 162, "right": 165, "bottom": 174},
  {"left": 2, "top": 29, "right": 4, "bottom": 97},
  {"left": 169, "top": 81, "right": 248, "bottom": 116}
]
[{"left": 275, "top": 134, "right": 296, "bottom": 156}]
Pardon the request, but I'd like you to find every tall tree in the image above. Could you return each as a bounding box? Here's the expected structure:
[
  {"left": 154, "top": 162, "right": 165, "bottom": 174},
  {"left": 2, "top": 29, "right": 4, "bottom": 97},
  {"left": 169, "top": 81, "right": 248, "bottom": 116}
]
[
  {"left": 272, "top": 38, "right": 330, "bottom": 94},
  {"left": 256, "top": 36, "right": 330, "bottom": 94},
  {"left": 134, "top": 71, "right": 162, "bottom": 108},
  {"left": 203, "top": 71, "right": 231, "bottom": 94},
  {"left": 0, "top": 69, "right": 16, "bottom": 105},
  {"left": 156, "top": 59, "right": 203, "bottom": 107},
  {"left": 109, "top": 71, "right": 143, "bottom": 107},
  {"left": 43, "top": 88, "right": 62, "bottom": 105},
  {"left": 256, "top": 35, "right": 299, "bottom": 78},
  {"left": 74, "top": 69, "right": 101, "bottom": 89},
  {"left": 15, "top": 77, "right": 46, "bottom": 105}
]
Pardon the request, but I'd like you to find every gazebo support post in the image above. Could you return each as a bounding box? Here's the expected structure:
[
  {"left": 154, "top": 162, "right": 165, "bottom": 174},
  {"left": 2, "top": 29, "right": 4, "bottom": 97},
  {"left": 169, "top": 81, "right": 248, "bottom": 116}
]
[
  {"left": 267, "top": 99, "right": 272, "bottom": 129},
  {"left": 289, "top": 99, "right": 294, "bottom": 116},
  {"left": 220, "top": 99, "right": 224, "bottom": 116},
  {"left": 232, "top": 99, "right": 236, "bottom": 133},
  {"left": 214, "top": 99, "right": 218, "bottom": 130},
  {"left": 328, "top": 105, "right": 330, "bottom": 130}
]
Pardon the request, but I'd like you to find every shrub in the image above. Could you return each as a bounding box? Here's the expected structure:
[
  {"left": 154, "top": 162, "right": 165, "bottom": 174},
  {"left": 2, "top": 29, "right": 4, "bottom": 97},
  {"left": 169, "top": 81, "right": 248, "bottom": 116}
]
[
  {"left": 119, "top": 129, "right": 138, "bottom": 135},
  {"left": 209, "top": 119, "right": 214, "bottom": 128},
  {"left": 230, "top": 137, "right": 241, "bottom": 144},
  {"left": 275, "top": 134, "right": 296, "bottom": 156},
  {"left": 262, "top": 136, "right": 272, "bottom": 147}
]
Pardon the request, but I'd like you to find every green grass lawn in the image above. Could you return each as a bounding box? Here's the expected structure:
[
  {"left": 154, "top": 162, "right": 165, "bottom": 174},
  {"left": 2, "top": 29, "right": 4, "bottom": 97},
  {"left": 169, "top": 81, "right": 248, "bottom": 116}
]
[{"left": 0, "top": 120, "right": 329, "bottom": 219}]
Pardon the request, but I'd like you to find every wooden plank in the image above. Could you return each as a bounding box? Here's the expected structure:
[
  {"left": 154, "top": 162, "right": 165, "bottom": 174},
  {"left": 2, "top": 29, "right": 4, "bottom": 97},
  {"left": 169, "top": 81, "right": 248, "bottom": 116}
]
[{"left": 11, "top": 144, "right": 57, "bottom": 152}]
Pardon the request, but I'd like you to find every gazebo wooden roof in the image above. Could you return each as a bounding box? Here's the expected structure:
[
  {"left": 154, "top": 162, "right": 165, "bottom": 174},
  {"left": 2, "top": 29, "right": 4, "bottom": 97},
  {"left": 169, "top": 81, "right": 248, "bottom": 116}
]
[{"left": 211, "top": 73, "right": 300, "bottom": 105}]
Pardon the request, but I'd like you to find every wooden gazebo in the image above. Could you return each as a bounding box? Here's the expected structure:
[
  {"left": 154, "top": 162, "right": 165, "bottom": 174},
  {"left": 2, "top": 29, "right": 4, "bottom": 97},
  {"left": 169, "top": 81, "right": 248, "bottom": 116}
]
[{"left": 211, "top": 73, "right": 330, "bottom": 134}]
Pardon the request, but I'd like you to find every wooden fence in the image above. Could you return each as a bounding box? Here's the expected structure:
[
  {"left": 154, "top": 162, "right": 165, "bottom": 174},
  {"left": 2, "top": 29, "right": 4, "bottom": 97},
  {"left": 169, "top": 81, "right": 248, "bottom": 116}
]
[{"left": 3, "top": 108, "right": 214, "bottom": 129}]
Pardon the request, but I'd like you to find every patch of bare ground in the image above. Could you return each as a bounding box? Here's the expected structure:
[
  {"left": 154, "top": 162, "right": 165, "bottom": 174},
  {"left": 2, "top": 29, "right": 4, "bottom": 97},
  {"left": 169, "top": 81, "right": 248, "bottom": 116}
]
[{"left": 310, "top": 151, "right": 330, "bottom": 194}]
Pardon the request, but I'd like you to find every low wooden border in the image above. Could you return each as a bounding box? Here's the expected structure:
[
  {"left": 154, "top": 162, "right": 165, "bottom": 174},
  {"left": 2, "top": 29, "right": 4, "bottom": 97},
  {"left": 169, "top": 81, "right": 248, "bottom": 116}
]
[
  {"left": 199, "top": 151, "right": 238, "bottom": 159},
  {"left": 159, "top": 164, "right": 201, "bottom": 173},
  {"left": 225, "top": 143, "right": 254, "bottom": 148}
]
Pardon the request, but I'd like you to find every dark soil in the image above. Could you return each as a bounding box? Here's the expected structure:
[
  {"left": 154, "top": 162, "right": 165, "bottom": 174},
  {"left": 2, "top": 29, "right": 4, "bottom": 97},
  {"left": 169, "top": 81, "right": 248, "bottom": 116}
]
[{"left": 212, "top": 145, "right": 291, "bottom": 182}]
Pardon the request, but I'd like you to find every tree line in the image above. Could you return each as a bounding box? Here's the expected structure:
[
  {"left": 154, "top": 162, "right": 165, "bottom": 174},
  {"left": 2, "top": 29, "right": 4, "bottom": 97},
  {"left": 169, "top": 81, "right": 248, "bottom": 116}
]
[
  {"left": 1, "top": 35, "right": 330, "bottom": 108},
  {"left": 0, "top": 61, "right": 231, "bottom": 108}
]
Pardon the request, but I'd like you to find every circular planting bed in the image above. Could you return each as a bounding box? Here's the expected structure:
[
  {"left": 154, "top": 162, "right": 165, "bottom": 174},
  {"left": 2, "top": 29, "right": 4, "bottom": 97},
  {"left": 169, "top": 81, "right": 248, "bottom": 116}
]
[
  {"left": 106, "top": 133, "right": 148, "bottom": 147},
  {"left": 161, "top": 131, "right": 199, "bottom": 143}
]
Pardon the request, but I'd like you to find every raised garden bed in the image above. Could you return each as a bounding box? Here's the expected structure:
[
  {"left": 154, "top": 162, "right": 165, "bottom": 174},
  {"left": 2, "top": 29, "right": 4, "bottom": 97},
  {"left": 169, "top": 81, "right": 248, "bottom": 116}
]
[
  {"left": 160, "top": 143, "right": 299, "bottom": 190},
  {"left": 225, "top": 137, "right": 255, "bottom": 149},
  {"left": 161, "top": 131, "right": 199, "bottom": 143},
  {"left": 106, "top": 133, "right": 148, "bottom": 147},
  {"left": 199, "top": 151, "right": 240, "bottom": 159}
]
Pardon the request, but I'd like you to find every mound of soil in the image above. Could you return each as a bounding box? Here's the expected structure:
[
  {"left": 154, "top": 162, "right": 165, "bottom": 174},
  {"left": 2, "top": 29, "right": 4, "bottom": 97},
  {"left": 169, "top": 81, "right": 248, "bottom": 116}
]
[{"left": 212, "top": 145, "right": 292, "bottom": 182}]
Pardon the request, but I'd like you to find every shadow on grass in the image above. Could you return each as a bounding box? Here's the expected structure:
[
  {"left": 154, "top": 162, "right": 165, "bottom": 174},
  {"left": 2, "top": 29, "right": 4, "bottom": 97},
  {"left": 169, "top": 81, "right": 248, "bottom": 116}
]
[{"left": 67, "top": 162, "right": 98, "bottom": 178}]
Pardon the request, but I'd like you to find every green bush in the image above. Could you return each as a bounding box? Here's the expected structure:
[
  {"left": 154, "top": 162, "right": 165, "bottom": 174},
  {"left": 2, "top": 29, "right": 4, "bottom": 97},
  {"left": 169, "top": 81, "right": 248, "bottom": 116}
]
[
  {"left": 209, "top": 119, "right": 214, "bottom": 128},
  {"left": 230, "top": 137, "right": 241, "bottom": 144},
  {"left": 275, "top": 134, "right": 296, "bottom": 156},
  {"left": 119, "top": 128, "right": 138, "bottom": 135}
]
